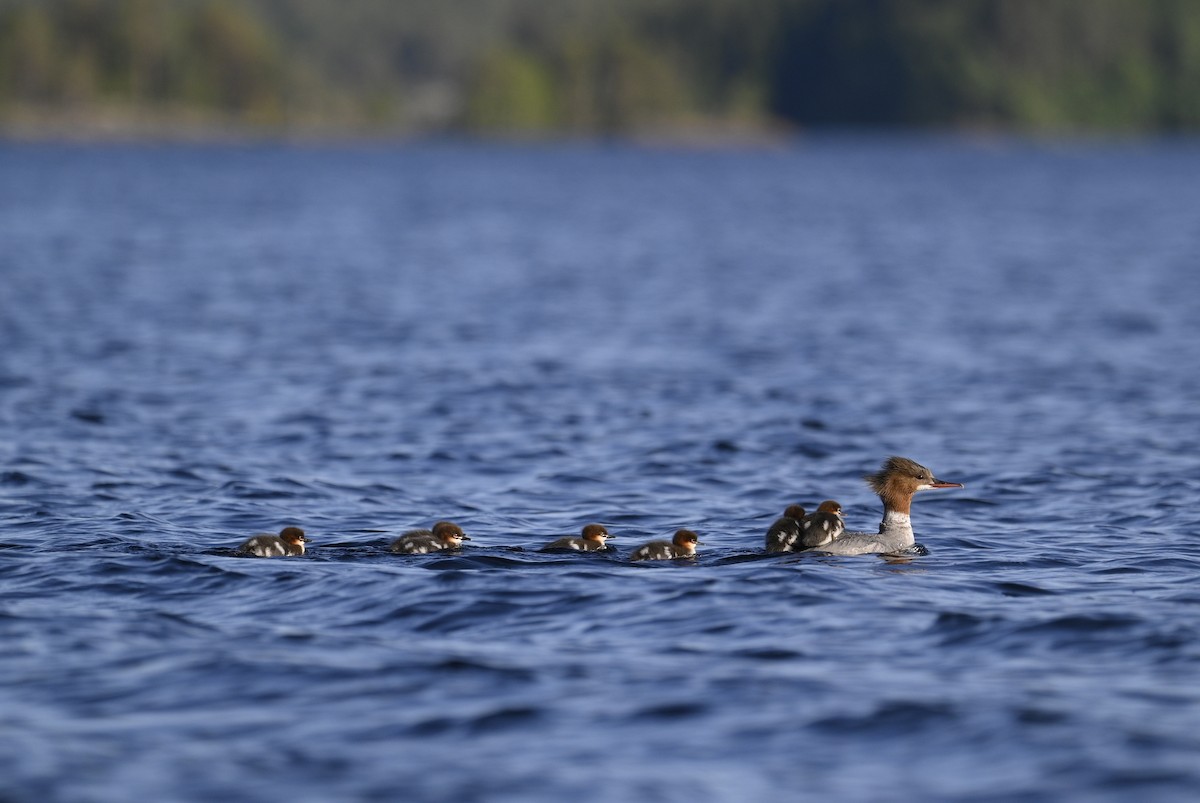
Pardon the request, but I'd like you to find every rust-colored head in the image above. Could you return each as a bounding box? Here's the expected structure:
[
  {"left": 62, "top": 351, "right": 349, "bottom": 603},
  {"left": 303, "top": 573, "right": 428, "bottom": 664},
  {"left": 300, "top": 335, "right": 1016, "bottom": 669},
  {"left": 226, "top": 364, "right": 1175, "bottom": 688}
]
[
  {"left": 279, "top": 527, "right": 307, "bottom": 544},
  {"left": 673, "top": 529, "right": 701, "bottom": 552},
  {"left": 581, "top": 523, "right": 611, "bottom": 543},
  {"left": 815, "top": 500, "right": 843, "bottom": 516},
  {"left": 864, "top": 456, "right": 962, "bottom": 514},
  {"left": 783, "top": 504, "right": 807, "bottom": 520},
  {"left": 432, "top": 521, "right": 470, "bottom": 545}
]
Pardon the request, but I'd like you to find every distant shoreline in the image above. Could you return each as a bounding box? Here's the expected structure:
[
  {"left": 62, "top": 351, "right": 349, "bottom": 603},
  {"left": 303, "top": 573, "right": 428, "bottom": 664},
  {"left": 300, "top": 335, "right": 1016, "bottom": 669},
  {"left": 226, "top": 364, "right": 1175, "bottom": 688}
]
[
  {"left": 6, "top": 1, "right": 1200, "bottom": 150},
  {"left": 1, "top": 109, "right": 1179, "bottom": 149}
]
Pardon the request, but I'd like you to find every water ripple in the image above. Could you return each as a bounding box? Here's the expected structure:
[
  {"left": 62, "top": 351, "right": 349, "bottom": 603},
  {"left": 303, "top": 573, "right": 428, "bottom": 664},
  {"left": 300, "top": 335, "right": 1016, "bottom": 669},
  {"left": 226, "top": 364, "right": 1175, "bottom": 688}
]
[{"left": 3, "top": 141, "right": 1200, "bottom": 802}]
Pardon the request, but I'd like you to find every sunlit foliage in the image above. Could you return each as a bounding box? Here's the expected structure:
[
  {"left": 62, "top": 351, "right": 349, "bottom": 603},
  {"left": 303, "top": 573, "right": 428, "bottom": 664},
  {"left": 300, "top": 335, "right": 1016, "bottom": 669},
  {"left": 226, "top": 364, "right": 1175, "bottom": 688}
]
[{"left": 1, "top": 0, "right": 1198, "bottom": 134}]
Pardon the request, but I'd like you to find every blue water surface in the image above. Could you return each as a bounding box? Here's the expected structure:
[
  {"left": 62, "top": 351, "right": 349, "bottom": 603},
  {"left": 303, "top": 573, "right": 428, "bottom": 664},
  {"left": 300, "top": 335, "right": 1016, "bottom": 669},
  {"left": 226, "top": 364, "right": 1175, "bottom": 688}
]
[{"left": 1, "top": 137, "right": 1199, "bottom": 802}]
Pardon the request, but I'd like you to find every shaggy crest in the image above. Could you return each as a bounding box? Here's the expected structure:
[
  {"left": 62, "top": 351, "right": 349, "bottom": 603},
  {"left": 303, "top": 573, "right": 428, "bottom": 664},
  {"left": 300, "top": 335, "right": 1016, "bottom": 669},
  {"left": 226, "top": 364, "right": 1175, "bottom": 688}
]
[{"left": 864, "top": 456, "right": 930, "bottom": 493}]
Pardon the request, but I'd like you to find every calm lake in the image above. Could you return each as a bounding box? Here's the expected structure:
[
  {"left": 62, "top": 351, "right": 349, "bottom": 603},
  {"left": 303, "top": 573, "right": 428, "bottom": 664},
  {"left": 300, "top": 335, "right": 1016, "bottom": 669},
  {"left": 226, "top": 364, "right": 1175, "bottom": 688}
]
[{"left": 1, "top": 137, "right": 1198, "bottom": 802}]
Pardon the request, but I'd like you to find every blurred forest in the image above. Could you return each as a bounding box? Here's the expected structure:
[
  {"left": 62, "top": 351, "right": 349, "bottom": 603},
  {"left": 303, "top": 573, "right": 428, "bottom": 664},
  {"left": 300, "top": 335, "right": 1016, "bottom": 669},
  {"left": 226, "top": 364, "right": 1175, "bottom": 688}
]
[{"left": 1, "top": 0, "right": 1199, "bottom": 138}]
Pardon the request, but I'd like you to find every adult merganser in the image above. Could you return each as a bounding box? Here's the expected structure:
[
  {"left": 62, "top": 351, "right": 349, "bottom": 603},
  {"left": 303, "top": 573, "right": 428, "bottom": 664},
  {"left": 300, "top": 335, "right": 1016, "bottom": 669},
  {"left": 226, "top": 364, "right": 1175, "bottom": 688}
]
[
  {"left": 540, "top": 523, "right": 613, "bottom": 552},
  {"left": 808, "top": 456, "right": 962, "bottom": 556},
  {"left": 390, "top": 521, "right": 470, "bottom": 554},
  {"left": 797, "top": 500, "right": 845, "bottom": 549},
  {"left": 236, "top": 526, "right": 308, "bottom": 557},
  {"left": 630, "top": 529, "right": 701, "bottom": 561},
  {"left": 765, "top": 505, "right": 807, "bottom": 553}
]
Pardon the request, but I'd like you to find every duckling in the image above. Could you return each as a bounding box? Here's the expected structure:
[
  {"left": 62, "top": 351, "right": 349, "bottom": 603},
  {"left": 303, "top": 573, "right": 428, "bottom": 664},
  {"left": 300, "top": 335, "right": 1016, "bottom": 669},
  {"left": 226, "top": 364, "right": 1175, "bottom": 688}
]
[
  {"left": 390, "top": 521, "right": 470, "bottom": 554},
  {"left": 630, "top": 529, "right": 701, "bottom": 561},
  {"left": 541, "top": 523, "right": 613, "bottom": 552},
  {"left": 236, "top": 526, "right": 308, "bottom": 558},
  {"left": 797, "top": 500, "right": 845, "bottom": 548},
  {"left": 765, "top": 504, "right": 807, "bottom": 553}
]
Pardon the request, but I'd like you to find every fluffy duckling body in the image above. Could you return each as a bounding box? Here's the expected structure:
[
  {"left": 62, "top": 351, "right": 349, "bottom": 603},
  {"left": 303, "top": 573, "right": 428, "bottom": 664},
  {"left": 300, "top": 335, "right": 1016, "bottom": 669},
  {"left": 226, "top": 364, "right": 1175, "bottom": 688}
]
[
  {"left": 236, "top": 527, "right": 308, "bottom": 558},
  {"left": 797, "top": 500, "right": 845, "bottom": 549},
  {"left": 630, "top": 529, "right": 701, "bottom": 561},
  {"left": 390, "top": 521, "right": 470, "bottom": 554},
  {"left": 764, "top": 504, "right": 807, "bottom": 553},
  {"left": 541, "top": 523, "right": 612, "bottom": 552}
]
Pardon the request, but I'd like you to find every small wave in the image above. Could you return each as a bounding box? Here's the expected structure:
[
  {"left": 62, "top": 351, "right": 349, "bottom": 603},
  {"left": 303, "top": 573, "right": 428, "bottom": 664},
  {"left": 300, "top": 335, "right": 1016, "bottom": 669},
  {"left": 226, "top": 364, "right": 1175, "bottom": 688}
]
[
  {"left": 995, "top": 581, "right": 1056, "bottom": 596},
  {"left": 732, "top": 647, "right": 806, "bottom": 661},
  {"left": 1020, "top": 614, "right": 1141, "bottom": 634},
  {"left": 432, "top": 657, "right": 537, "bottom": 681},
  {"left": 632, "top": 702, "right": 708, "bottom": 720},
  {"left": 1, "top": 470, "right": 46, "bottom": 486},
  {"left": 812, "top": 700, "right": 958, "bottom": 734},
  {"left": 468, "top": 706, "right": 544, "bottom": 732},
  {"left": 928, "top": 611, "right": 1005, "bottom": 646},
  {"left": 401, "top": 704, "right": 545, "bottom": 736},
  {"left": 215, "top": 480, "right": 307, "bottom": 499}
]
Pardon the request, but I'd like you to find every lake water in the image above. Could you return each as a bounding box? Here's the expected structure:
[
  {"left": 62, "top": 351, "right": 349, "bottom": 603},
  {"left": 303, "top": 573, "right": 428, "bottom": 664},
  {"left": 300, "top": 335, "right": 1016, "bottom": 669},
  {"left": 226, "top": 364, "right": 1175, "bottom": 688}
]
[{"left": 1, "top": 137, "right": 1199, "bottom": 802}]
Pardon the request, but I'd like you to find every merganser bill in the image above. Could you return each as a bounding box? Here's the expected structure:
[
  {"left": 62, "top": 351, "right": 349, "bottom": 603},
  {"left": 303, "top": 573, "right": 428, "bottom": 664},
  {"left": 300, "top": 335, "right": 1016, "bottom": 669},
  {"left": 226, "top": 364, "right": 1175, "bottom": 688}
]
[
  {"left": 541, "top": 523, "right": 613, "bottom": 552},
  {"left": 390, "top": 521, "right": 470, "bottom": 554},
  {"left": 765, "top": 504, "right": 807, "bottom": 553},
  {"left": 630, "top": 529, "right": 701, "bottom": 561},
  {"left": 797, "top": 500, "right": 845, "bottom": 548},
  {"left": 236, "top": 526, "right": 308, "bottom": 557},
  {"left": 807, "top": 456, "right": 962, "bottom": 556}
]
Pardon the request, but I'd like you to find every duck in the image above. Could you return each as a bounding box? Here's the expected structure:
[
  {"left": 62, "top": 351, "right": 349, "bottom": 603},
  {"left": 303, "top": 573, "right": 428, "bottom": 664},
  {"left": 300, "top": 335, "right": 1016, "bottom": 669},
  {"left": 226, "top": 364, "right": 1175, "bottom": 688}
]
[
  {"left": 390, "top": 521, "right": 470, "bottom": 554},
  {"left": 630, "top": 529, "right": 701, "bottom": 561},
  {"left": 807, "top": 456, "right": 961, "bottom": 556},
  {"left": 797, "top": 500, "right": 845, "bottom": 548},
  {"left": 236, "top": 526, "right": 308, "bottom": 558},
  {"left": 764, "top": 504, "right": 807, "bottom": 553},
  {"left": 540, "top": 523, "right": 613, "bottom": 552}
]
